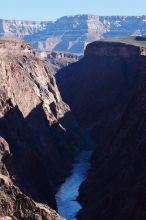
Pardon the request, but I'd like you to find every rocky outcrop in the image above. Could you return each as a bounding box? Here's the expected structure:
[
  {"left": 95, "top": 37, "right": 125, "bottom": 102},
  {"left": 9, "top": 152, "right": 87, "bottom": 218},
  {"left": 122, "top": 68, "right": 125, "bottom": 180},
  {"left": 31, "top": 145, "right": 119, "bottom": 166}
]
[
  {"left": 0, "top": 137, "right": 62, "bottom": 220},
  {"left": 0, "top": 37, "right": 82, "bottom": 218},
  {"left": 0, "top": 37, "right": 32, "bottom": 56},
  {"left": 47, "top": 51, "right": 81, "bottom": 74},
  {"left": 0, "top": 137, "right": 64, "bottom": 220},
  {"left": 34, "top": 50, "right": 80, "bottom": 74},
  {"left": 56, "top": 37, "right": 146, "bottom": 133},
  {"left": 84, "top": 38, "right": 146, "bottom": 57},
  {"left": 1, "top": 15, "right": 146, "bottom": 53},
  {"left": 56, "top": 37, "right": 146, "bottom": 219}
]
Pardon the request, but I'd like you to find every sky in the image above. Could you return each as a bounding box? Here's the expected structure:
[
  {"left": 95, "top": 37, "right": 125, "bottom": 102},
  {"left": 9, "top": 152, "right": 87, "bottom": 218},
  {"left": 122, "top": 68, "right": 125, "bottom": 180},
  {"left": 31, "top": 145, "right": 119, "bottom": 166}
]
[{"left": 0, "top": 0, "right": 146, "bottom": 21}]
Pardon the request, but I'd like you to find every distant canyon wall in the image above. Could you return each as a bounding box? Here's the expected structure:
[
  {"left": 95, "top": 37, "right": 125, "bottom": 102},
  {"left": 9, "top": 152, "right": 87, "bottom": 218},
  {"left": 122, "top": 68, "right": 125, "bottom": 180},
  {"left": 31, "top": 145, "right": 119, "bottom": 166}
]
[{"left": 1, "top": 15, "right": 146, "bottom": 53}]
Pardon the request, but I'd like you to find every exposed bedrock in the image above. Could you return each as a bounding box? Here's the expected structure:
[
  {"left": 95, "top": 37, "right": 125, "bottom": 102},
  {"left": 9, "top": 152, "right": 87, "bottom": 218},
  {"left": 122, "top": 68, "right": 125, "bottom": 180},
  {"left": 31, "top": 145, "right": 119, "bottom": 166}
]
[
  {"left": 0, "top": 37, "right": 82, "bottom": 219},
  {"left": 56, "top": 37, "right": 146, "bottom": 220}
]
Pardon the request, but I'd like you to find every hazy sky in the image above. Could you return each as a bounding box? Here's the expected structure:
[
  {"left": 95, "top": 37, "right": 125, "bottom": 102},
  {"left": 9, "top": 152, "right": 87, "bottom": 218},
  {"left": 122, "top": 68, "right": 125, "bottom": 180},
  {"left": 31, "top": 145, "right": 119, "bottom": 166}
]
[{"left": 0, "top": 0, "right": 146, "bottom": 21}]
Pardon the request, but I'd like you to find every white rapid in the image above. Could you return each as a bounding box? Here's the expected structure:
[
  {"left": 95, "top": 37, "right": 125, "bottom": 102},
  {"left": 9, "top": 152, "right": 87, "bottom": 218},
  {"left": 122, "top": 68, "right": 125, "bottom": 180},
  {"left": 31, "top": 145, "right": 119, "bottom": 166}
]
[{"left": 55, "top": 150, "right": 93, "bottom": 220}]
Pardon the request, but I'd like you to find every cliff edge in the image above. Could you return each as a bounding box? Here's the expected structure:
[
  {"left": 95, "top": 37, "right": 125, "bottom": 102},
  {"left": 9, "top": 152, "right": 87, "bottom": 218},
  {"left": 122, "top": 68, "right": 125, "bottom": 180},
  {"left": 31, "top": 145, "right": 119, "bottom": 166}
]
[
  {"left": 56, "top": 37, "right": 146, "bottom": 220},
  {"left": 0, "top": 37, "right": 81, "bottom": 219}
]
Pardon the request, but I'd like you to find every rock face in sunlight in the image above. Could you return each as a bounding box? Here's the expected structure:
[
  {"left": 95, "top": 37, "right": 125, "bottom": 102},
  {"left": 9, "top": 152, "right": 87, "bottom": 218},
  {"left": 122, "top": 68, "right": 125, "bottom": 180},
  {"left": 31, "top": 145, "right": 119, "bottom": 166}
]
[
  {"left": 0, "top": 37, "right": 81, "bottom": 219},
  {"left": 56, "top": 37, "right": 146, "bottom": 220},
  {"left": 1, "top": 15, "right": 146, "bottom": 53},
  {"left": 23, "top": 15, "right": 146, "bottom": 53},
  {"left": 0, "top": 19, "right": 48, "bottom": 38}
]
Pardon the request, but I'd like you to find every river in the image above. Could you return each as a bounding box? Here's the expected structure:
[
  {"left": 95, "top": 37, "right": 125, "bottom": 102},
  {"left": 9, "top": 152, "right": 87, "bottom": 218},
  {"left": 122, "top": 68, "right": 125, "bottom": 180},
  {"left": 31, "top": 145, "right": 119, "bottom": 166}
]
[{"left": 55, "top": 150, "right": 93, "bottom": 220}]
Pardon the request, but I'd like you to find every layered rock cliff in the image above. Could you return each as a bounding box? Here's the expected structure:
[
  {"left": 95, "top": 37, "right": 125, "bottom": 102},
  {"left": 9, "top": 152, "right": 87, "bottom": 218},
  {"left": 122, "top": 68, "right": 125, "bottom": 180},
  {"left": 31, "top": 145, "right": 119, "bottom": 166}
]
[
  {"left": 25, "top": 15, "right": 146, "bottom": 53},
  {"left": 34, "top": 50, "right": 80, "bottom": 74},
  {"left": 0, "top": 37, "right": 81, "bottom": 219},
  {"left": 1, "top": 15, "right": 146, "bottom": 53},
  {"left": 0, "top": 19, "right": 48, "bottom": 38},
  {"left": 56, "top": 37, "right": 146, "bottom": 219}
]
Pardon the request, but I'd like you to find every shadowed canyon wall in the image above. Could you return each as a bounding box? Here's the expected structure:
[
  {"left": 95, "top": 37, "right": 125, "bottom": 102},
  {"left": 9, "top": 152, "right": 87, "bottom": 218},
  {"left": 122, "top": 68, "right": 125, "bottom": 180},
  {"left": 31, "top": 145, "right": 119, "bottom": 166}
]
[{"left": 56, "top": 37, "right": 146, "bottom": 220}]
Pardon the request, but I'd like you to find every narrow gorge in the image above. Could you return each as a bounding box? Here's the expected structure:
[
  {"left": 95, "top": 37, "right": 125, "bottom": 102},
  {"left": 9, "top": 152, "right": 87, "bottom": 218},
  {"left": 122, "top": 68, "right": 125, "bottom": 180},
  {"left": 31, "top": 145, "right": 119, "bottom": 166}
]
[
  {"left": 56, "top": 36, "right": 146, "bottom": 220},
  {"left": 56, "top": 150, "right": 93, "bottom": 220},
  {"left": 1, "top": 35, "right": 146, "bottom": 220}
]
